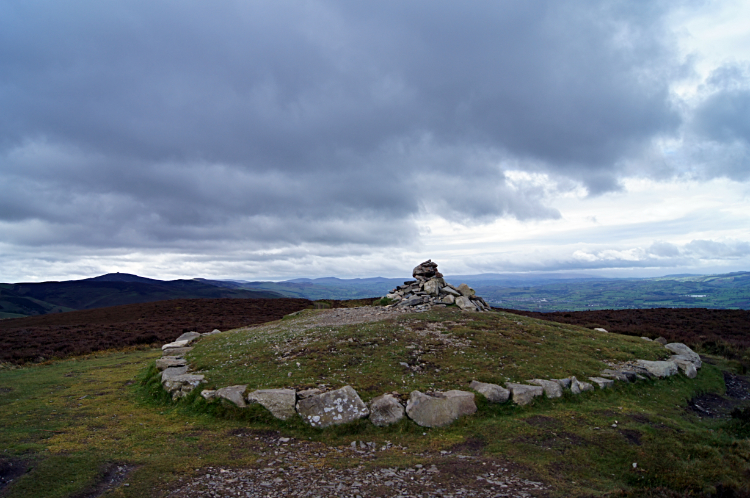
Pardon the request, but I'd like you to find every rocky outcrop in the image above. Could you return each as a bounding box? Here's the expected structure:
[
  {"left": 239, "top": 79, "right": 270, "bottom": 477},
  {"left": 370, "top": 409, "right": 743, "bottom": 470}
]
[
  {"left": 635, "top": 360, "right": 678, "bottom": 378},
  {"left": 368, "top": 394, "right": 405, "bottom": 426},
  {"left": 469, "top": 380, "right": 510, "bottom": 403},
  {"left": 384, "top": 260, "right": 491, "bottom": 312},
  {"left": 247, "top": 389, "right": 297, "bottom": 420},
  {"left": 505, "top": 383, "right": 544, "bottom": 405},
  {"left": 296, "top": 385, "right": 370, "bottom": 428},
  {"left": 665, "top": 343, "right": 702, "bottom": 368},
  {"left": 405, "top": 390, "right": 477, "bottom": 427}
]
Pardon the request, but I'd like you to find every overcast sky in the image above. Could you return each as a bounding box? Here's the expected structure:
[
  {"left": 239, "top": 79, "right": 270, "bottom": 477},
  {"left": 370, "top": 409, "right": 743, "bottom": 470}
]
[{"left": 1, "top": 0, "right": 749, "bottom": 282}]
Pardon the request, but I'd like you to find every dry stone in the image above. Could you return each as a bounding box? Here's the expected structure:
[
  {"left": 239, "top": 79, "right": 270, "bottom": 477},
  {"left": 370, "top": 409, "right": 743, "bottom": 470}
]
[
  {"left": 527, "top": 379, "right": 563, "bottom": 398},
  {"left": 155, "top": 357, "right": 187, "bottom": 371},
  {"left": 594, "top": 328, "right": 608, "bottom": 333},
  {"left": 368, "top": 394, "right": 405, "bottom": 426},
  {"left": 161, "top": 366, "right": 189, "bottom": 381},
  {"left": 455, "top": 295, "right": 478, "bottom": 311},
  {"left": 201, "top": 389, "right": 218, "bottom": 400},
  {"left": 405, "top": 390, "right": 477, "bottom": 427},
  {"left": 600, "top": 369, "right": 636, "bottom": 383},
  {"left": 636, "top": 360, "right": 678, "bottom": 378},
  {"left": 161, "top": 346, "right": 193, "bottom": 357},
  {"left": 216, "top": 385, "right": 248, "bottom": 407},
  {"left": 412, "top": 260, "right": 442, "bottom": 282},
  {"left": 296, "top": 386, "right": 369, "bottom": 428},
  {"left": 670, "top": 357, "right": 698, "bottom": 378},
  {"left": 588, "top": 377, "right": 615, "bottom": 389},
  {"left": 505, "top": 383, "right": 544, "bottom": 405},
  {"left": 469, "top": 380, "right": 510, "bottom": 403},
  {"left": 175, "top": 331, "right": 202, "bottom": 344},
  {"left": 569, "top": 377, "right": 594, "bottom": 394},
  {"left": 247, "top": 389, "right": 297, "bottom": 420},
  {"left": 162, "top": 374, "right": 204, "bottom": 399},
  {"left": 664, "top": 343, "right": 701, "bottom": 368}
]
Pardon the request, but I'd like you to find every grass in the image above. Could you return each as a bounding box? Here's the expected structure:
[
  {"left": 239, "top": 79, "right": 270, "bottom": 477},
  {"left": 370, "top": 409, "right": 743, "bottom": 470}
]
[{"left": 1, "top": 310, "right": 749, "bottom": 497}]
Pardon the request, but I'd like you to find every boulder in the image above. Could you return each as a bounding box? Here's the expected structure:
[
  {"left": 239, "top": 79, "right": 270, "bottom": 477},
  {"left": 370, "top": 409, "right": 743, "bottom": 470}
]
[
  {"left": 442, "top": 286, "right": 462, "bottom": 297},
  {"left": 469, "top": 380, "right": 510, "bottom": 403},
  {"left": 654, "top": 337, "right": 668, "bottom": 345},
  {"left": 216, "top": 385, "right": 248, "bottom": 407},
  {"left": 505, "top": 383, "right": 544, "bottom": 405},
  {"left": 405, "top": 390, "right": 477, "bottom": 427},
  {"left": 161, "top": 347, "right": 193, "bottom": 357},
  {"left": 440, "top": 294, "right": 456, "bottom": 305},
  {"left": 670, "top": 357, "right": 698, "bottom": 379},
  {"left": 455, "top": 295, "right": 478, "bottom": 311},
  {"left": 175, "top": 331, "right": 202, "bottom": 344},
  {"left": 569, "top": 377, "right": 594, "bottom": 394},
  {"left": 527, "top": 379, "right": 563, "bottom": 398},
  {"left": 247, "top": 389, "right": 297, "bottom": 420},
  {"left": 155, "top": 357, "right": 187, "bottom": 371},
  {"left": 664, "top": 343, "right": 701, "bottom": 368},
  {"left": 588, "top": 377, "right": 615, "bottom": 389},
  {"left": 162, "top": 374, "right": 204, "bottom": 399},
  {"left": 369, "top": 394, "right": 405, "bottom": 426},
  {"left": 296, "top": 386, "right": 369, "bottom": 428},
  {"left": 456, "top": 283, "right": 475, "bottom": 297},
  {"left": 423, "top": 278, "right": 444, "bottom": 296},
  {"left": 635, "top": 360, "right": 678, "bottom": 378}
]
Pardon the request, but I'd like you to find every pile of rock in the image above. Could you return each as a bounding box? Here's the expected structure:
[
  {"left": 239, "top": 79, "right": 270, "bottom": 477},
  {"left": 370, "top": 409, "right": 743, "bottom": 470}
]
[
  {"left": 384, "top": 260, "right": 491, "bottom": 312},
  {"left": 157, "top": 329, "right": 221, "bottom": 399}
]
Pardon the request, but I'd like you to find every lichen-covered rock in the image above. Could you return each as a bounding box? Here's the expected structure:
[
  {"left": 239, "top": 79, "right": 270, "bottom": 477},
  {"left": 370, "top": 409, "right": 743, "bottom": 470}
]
[
  {"left": 161, "top": 366, "right": 189, "bottom": 381},
  {"left": 636, "top": 360, "right": 678, "bottom": 378},
  {"left": 155, "top": 357, "right": 187, "bottom": 371},
  {"left": 527, "top": 379, "right": 563, "bottom": 398},
  {"left": 455, "top": 295, "right": 478, "bottom": 311},
  {"left": 161, "top": 346, "right": 193, "bottom": 357},
  {"left": 162, "top": 374, "right": 204, "bottom": 399},
  {"left": 368, "top": 394, "right": 405, "bottom": 426},
  {"left": 569, "top": 376, "right": 594, "bottom": 394},
  {"left": 201, "top": 389, "right": 217, "bottom": 400},
  {"left": 664, "top": 343, "right": 701, "bottom": 368},
  {"left": 247, "top": 389, "right": 297, "bottom": 420},
  {"left": 456, "top": 283, "right": 475, "bottom": 297},
  {"left": 505, "top": 383, "right": 544, "bottom": 405},
  {"left": 670, "top": 357, "right": 698, "bottom": 378},
  {"left": 405, "top": 390, "right": 477, "bottom": 427},
  {"left": 296, "top": 386, "right": 369, "bottom": 428},
  {"left": 469, "top": 380, "right": 510, "bottom": 403},
  {"left": 216, "top": 385, "right": 248, "bottom": 407}
]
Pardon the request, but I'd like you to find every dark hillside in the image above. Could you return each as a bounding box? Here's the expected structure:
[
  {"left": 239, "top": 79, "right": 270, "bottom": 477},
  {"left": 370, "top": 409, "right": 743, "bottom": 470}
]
[{"left": 0, "top": 297, "right": 311, "bottom": 364}]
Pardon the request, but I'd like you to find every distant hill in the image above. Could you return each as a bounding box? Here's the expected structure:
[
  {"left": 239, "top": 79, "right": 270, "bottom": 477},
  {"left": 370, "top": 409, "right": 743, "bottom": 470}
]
[{"left": 0, "top": 273, "right": 285, "bottom": 319}]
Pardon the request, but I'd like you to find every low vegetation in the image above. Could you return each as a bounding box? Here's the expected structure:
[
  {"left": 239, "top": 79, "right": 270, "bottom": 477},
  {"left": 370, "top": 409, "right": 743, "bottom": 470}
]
[{"left": 1, "top": 306, "right": 749, "bottom": 497}]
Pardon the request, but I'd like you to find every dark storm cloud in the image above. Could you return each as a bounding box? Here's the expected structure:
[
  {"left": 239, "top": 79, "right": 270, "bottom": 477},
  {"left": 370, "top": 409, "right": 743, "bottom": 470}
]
[{"left": 0, "top": 0, "right": 690, "bottom": 252}]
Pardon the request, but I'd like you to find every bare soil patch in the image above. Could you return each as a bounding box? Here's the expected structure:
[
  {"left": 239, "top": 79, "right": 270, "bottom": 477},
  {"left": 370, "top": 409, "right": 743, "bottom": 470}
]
[
  {"left": 0, "top": 298, "right": 311, "bottom": 365},
  {"left": 0, "top": 458, "right": 27, "bottom": 494}
]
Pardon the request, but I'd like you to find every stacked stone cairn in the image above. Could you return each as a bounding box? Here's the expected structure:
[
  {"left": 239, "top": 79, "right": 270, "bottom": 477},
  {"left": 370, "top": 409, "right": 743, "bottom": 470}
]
[
  {"left": 157, "top": 321, "right": 703, "bottom": 429},
  {"left": 384, "top": 260, "right": 491, "bottom": 312}
]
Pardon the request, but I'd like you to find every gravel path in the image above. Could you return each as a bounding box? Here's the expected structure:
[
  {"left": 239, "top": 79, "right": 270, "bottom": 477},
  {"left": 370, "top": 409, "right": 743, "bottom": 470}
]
[{"left": 167, "top": 432, "right": 549, "bottom": 498}]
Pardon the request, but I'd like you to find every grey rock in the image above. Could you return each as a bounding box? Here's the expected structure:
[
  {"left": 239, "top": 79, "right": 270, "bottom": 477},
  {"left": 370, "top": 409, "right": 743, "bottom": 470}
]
[
  {"left": 155, "top": 357, "right": 187, "bottom": 371},
  {"left": 588, "top": 377, "right": 615, "bottom": 389},
  {"left": 555, "top": 378, "right": 572, "bottom": 389},
  {"left": 670, "top": 357, "right": 698, "bottom": 378},
  {"left": 600, "top": 369, "right": 636, "bottom": 382},
  {"left": 368, "top": 394, "right": 405, "bottom": 426},
  {"left": 569, "top": 376, "right": 594, "bottom": 394},
  {"left": 455, "top": 295, "right": 478, "bottom": 311},
  {"left": 216, "top": 385, "right": 248, "bottom": 407},
  {"left": 440, "top": 294, "right": 456, "bottom": 305},
  {"left": 247, "top": 389, "right": 297, "bottom": 420},
  {"left": 162, "top": 374, "right": 204, "bottom": 399},
  {"left": 162, "top": 340, "right": 190, "bottom": 350},
  {"left": 641, "top": 337, "right": 653, "bottom": 341},
  {"left": 296, "top": 386, "right": 369, "bottom": 428},
  {"left": 469, "top": 380, "right": 510, "bottom": 403},
  {"left": 201, "top": 389, "right": 217, "bottom": 400},
  {"left": 161, "top": 366, "right": 189, "bottom": 381},
  {"left": 636, "top": 360, "right": 678, "bottom": 378},
  {"left": 654, "top": 337, "right": 668, "bottom": 345},
  {"left": 202, "top": 329, "right": 222, "bottom": 336},
  {"left": 423, "top": 278, "right": 444, "bottom": 296},
  {"left": 442, "top": 286, "right": 461, "bottom": 297},
  {"left": 405, "top": 390, "right": 477, "bottom": 427},
  {"left": 456, "top": 283, "right": 475, "bottom": 297},
  {"left": 175, "top": 331, "right": 202, "bottom": 344},
  {"left": 527, "top": 379, "right": 563, "bottom": 398},
  {"left": 594, "top": 328, "right": 608, "bottom": 333},
  {"left": 664, "top": 343, "right": 701, "bottom": 368},
  {"left": 505, "top": 383, "right": 544, "bottom": 405},
  {"left": 298, "top": 388, "right": 323, "bottom": 399},
  {"left": 161, "top": 346, "right": 193, "bottom": 357}
]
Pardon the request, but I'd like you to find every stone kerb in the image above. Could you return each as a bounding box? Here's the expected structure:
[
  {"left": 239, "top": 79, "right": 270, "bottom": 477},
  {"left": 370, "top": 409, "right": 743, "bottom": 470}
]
[{"left": 157, "top": 314, "right": 704, "bottom": 428}]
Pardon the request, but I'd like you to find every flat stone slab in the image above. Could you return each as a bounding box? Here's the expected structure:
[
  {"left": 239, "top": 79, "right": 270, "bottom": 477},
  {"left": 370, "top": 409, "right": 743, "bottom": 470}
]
[
  {"left": 296, "top": 386, "right": 369, "bottom": 428},
  {"left": 527, "top": 379, "right": 563, "bottom": 398},
  {"left": 469, "top": 380, "right": 510, "bottom": 403},
  {"left": 162, "top": 340, "right": 190, "bottom": 350},
  {"left": 588, "top": 377, "right": 615, "bottom": 389},
  {"left": 162, "top": 374, "right": 204, "bottom": 399},
  {"left": 175, "top": 331, "right": 202, "bottom": 344},
  {"left": 156, "top": 357, "right": 187, "bottom": 371},
  {"left": 161, "top": 347, "right": 193, "bottom": 357},
  {"left": 369, "top": 394, "right": 405, "bottom": 426},
  {"left": 636, "top": 360, "right": 678, "bottom": 378},
  {"left": 406, "top": 390, "right": 477, "bottom": 427},
  {"left": 247, "top": 389, "right": 297, "bottom": 420},
  {"left": 216, "top": 385, "right": 248, "bottom": 408},
  {"left": 505, "top": 383, "right": 544, "bottom": 405},
  {"left": 664, "top": 343, "right": 701, "bottom": 368},
  {"left": 161, "top": 366, "right": 189, "bottom": 381},
  {"left": 600, "top": 369, "right": 636, "bottom": 383}
]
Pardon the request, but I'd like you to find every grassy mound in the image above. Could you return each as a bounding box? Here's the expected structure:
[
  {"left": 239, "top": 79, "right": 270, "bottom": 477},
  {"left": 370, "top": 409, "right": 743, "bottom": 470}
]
[{"left": 188, "top": 308, "right": 667, "bottom": 397}]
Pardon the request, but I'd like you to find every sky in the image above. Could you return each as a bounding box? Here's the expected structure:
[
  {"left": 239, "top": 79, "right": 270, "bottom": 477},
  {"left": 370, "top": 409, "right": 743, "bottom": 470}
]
[{"left": 1, "top": 0, "right": 749, "bottom": 282}]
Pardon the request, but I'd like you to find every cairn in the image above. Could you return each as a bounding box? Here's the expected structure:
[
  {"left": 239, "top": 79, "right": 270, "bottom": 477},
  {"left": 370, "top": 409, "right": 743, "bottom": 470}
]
[{"left": 384, "top": 260, "right": 492, "bottom": 312}]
